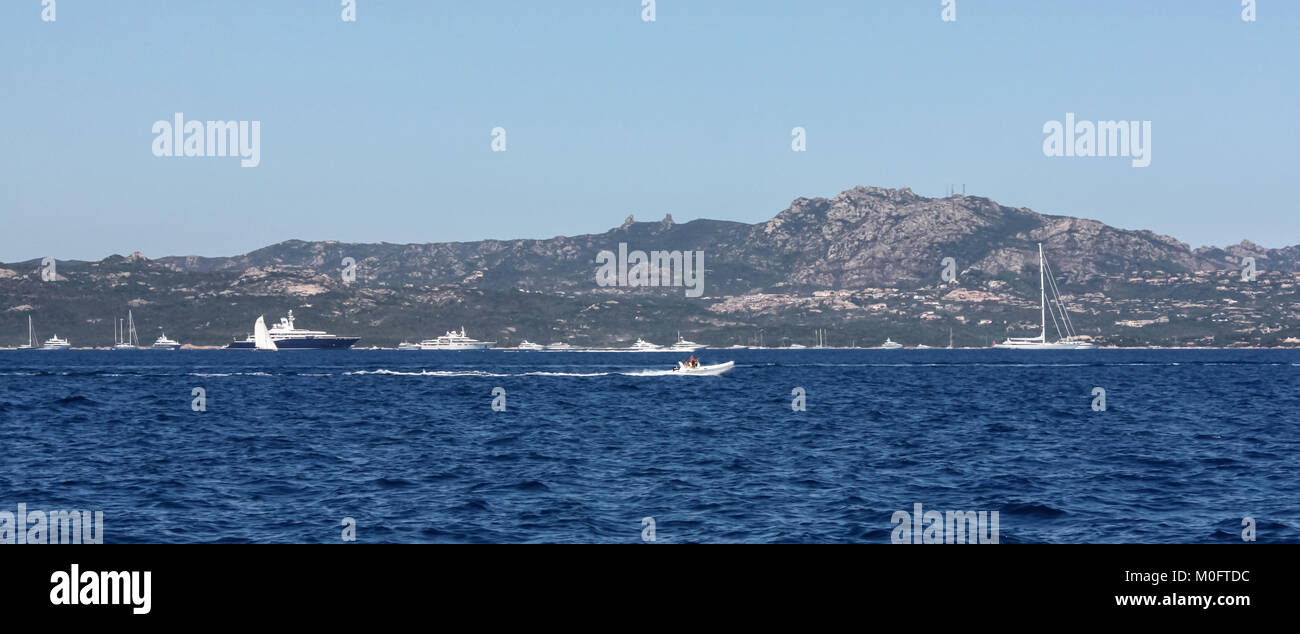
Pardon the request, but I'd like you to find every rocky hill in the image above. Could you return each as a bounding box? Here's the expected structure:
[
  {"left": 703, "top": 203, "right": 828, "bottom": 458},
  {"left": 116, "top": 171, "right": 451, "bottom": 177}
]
[{"left": 2, "top": 186, "right": 1297, "bottom": 348}]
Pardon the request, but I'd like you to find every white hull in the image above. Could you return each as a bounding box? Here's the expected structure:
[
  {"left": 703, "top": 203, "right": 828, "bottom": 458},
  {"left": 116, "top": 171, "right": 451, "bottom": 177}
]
[{"left": 993, "top": 339, "right": 1095, "bottom": 350}]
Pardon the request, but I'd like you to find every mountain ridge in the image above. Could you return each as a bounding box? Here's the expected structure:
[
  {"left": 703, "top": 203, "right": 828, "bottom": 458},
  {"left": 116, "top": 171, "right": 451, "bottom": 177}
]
[{"left": 3, "top": 186, "right": 1298, "bottom": 348}]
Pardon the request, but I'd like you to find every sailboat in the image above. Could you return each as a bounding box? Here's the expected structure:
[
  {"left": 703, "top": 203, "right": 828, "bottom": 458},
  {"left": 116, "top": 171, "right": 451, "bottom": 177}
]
[
  {"left": 253, "top": 315, "right": 278, "bottom": 351},
  {"left": 994, "top": 243, "right": 1096, "bottom": 350},
  {"left": 16, "top": 316, "right": 37, "bottom": 350},
  {"left": 114, "top": 310, "right": 141, "bottom": 350}
]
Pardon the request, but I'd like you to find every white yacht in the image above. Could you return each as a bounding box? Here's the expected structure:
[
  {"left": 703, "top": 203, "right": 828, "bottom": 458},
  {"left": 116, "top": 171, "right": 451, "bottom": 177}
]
[
  {"left": 995, "top": 243, "right": 1097, "bottom": 350},
  {"left": 666, "top": 333, "right": 704, "bottom": 352},
  {"left": 879, "top": 339, "right": 903, "bottom": 350},
  {"left": 418, "top": 327, "right": 495, "bottom": 351},
  {"left": 628, "top": 338, "right": 664, "bottom": 352},
  {"left": 543, "top": 342, "right": 576, "bottom": 352},
  {"left": 516, "top": 340, "right": 544, "bottom": 351},
  {"left": 114, "top": 311, "right": 140, "bottom": 350},
  {"left": 785, "top": 343, "right": 808, "bottom": 349},
  {"left": 396, "top": 341, "right": 421, "bottom": 351},
  {"left": 42, "top": 334, "right": 71, "bottom": 350},
  {"left": 151, "top": 332, "right": 181, "bottom": 350}
]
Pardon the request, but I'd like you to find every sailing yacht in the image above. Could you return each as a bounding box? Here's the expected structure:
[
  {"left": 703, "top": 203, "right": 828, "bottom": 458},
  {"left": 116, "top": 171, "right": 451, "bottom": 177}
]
[
  {"left": 994, "top": 243, "right": 1096, "bottom": 350},
  {"left": 16, "top": 316, "right": 37, "bottom": 350},
  {"left": 114, "top": 311, "right": 141, "bottom": 350}
]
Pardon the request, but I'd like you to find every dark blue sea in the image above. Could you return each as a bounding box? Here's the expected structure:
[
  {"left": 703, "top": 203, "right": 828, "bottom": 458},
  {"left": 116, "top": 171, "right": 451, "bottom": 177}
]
[{"left": 1, "top": 349, "right": 1296, "bottom": 543}]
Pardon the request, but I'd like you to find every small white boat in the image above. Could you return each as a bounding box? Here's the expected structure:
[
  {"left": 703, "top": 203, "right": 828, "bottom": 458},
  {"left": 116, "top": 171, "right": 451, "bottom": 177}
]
[
  {"left": 396, "top": 341, "right": 421, "bottom": 351},
  {"left": 544, "top": 342, "right": 576, "bottom": 352},
  {"left": 516, "top": 340, "right": 544, "bottom": 351},
  {"left": 671, "top": 360, "right": 734, "bottom": 376},
  {"left": 151, "top": 332, "right": 181, "bottom": 350},
  {"left": 42, "top": 334, "right": 71, "bottom": 350},
  {"left": 879, "top": 339, "right": 903, "bottom": 350}
]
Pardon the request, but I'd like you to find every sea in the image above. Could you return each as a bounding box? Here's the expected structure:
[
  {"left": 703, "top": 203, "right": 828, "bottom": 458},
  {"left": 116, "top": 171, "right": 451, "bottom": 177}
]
[{"left": 1, "top": 349, "right": 1296, "bottom": 543}]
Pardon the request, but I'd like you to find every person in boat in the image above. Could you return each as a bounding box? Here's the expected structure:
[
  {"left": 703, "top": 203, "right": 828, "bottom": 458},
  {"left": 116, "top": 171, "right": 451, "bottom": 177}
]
[{"left": 687, "top": 355, "right": 699, "bottom": 369}]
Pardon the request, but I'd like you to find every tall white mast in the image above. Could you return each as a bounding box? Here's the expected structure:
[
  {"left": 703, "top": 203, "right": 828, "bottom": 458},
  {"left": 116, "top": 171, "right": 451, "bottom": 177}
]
[{"left": 1039, "top": 243, "right": 1047, "bottom": 341}]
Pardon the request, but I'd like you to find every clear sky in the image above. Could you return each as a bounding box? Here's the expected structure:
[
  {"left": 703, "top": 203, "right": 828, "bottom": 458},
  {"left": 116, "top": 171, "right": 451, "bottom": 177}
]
[{"left": 2, "top": 0, "right": 1296, "bottom": 262}]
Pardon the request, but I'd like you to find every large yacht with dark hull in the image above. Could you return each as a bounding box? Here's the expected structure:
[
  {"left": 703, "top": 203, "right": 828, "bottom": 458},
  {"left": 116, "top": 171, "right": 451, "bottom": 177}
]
[{"left": 225, "top": 311, "right": 360, "bottom": 350}]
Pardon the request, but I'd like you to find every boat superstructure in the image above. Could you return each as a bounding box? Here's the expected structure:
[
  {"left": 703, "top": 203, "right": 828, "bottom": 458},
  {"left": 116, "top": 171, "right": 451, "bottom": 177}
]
[{"left": 994, "top": 243, "right": 1096, "bottom": 350}]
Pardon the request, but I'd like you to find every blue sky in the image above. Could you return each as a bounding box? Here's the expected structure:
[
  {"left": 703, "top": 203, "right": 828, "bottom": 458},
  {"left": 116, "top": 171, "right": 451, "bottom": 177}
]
[{"left": 2, "top": 0, "right": 1296, "bottom": 261}]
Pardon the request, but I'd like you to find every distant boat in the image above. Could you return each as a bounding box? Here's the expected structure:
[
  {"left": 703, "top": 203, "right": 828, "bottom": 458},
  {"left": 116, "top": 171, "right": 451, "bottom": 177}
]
[
  {"left": 516, "top": 340, "right": 544, "bottom": 351},
  {"left": 814, "top": 328, "right": 828, "bottom": 349},
  {"left": 42, "top": 334, "right": 71, "bottom": 350},
  {"left": 396, "top": 341, "right": 421, "bottom": 351},
  {"left": 418, "top": 327, "right": 494, "bottom": 350},
  {"left": 16, "top": 316, "right": 37, "bottom": 350},
  {"left": 785, "top": 343, "right": 808, "bottom": 349},
  {"left": 151, "top": 332, "right": 181, "bottom": 350},
  {"left": 114, "top": 310, "right": 140, "bottom": 350},
  {"left": 879, "top": 339, "right": 903, "bottom": 350},
  {"left": 543, "top": 342, "right": 576, "bottom": 351},
  {"left": 226, "top": 311, "right": 359, "bottom": 349},
  {"left": 666, "top": 333, "right": 704, "bottom": 352},
  {"left": 628, "top": 338, "right": 665, "bottom": 352},
  {"left": 994, "top": 243, "right": 1096, "bottom": 350}
]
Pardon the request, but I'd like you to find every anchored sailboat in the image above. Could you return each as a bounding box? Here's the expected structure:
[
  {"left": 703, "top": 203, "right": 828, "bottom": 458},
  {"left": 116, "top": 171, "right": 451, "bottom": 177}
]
[
  {"left": 16, "top": 316, "right": 37, "bottom": 350},
  {"left": 994, "top": 243, "right": 1096, "bottom": 350},
  {"left": 114, "top": 310, "right": 140, "bottom": 350}
]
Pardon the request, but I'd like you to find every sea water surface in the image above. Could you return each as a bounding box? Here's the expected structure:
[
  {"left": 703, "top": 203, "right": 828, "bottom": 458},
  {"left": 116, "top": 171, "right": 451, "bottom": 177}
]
[{"left": 1, "top": 349, "right": 1296, "bottom": 543}]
